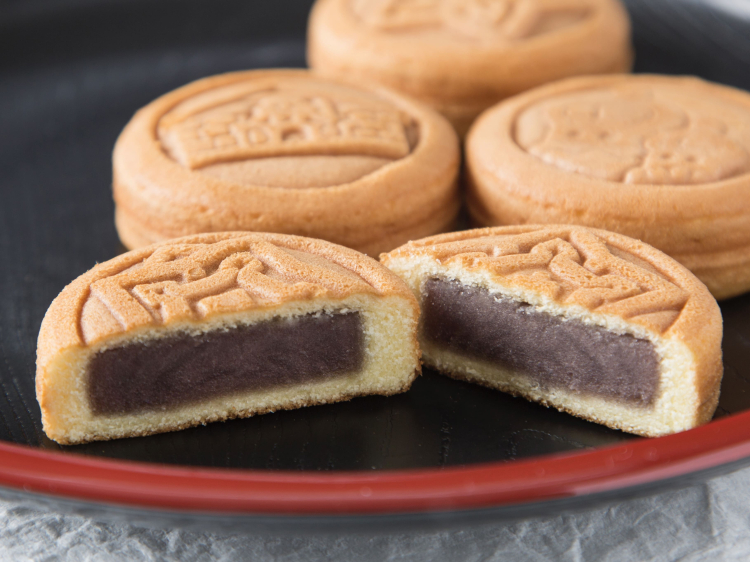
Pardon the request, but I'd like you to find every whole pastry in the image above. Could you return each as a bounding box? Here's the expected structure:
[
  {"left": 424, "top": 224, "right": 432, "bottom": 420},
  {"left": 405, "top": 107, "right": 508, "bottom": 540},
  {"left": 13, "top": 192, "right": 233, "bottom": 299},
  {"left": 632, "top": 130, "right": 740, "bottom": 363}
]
[
  {"left": 466, "top": 74, "right": 750, "bottom": 299},
  {"left": 382, "top": 225, "right": 723, "bottom": 437},
  {"left": 308, "top": 0, "right": 632, "bottom": 135},
  {"left": 113, "top": 69, "right": 460, "bottom": 257},
  {"left": 37, "top": 232, "right": 421, "bottom": 445}
]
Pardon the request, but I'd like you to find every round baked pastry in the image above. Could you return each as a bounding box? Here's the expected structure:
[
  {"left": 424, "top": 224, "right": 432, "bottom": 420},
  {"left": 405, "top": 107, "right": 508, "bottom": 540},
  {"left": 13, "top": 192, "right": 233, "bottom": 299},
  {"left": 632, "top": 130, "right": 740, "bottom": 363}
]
[
  {"left": 37, "top": 232, "right": 420, "bottom": 445},
  {"left": 382, "top": 225, "right": 723, "bottom": 437},
  {"left": 113, "top": 69, "right": 460, "bottom": 257},
  {"left": 466, "top": 74, "right": 750, "bottom": 299},
  {"left": 308, "top": 0, "right": 632, "bottom": 135}
]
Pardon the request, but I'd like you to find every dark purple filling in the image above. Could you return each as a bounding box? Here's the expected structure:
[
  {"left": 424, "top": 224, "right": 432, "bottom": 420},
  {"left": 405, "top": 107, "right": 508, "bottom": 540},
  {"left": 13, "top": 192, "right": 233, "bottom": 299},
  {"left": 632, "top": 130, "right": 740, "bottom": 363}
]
[
  {"left": 421, "top": 279, "right": 659, "bottom": 406},
  {"left": 88, "top": 312, "right": 364, "bottom": 415}
]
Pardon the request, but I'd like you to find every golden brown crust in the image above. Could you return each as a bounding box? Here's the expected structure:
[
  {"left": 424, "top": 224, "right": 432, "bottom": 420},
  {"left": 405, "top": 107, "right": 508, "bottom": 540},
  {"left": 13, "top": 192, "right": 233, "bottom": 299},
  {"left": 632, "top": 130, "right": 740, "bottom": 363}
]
[
  {"left": 382, "top": 225, "right": 724, "bottom": 434},
  {"left": 113, "top": 69, "right": 460, "bottom": 257},
  {"left": 466, "top": 74, "right": 750, "bottom": 299},
  {"left": 37, "top": 232, "right": 422, "bottom": 444},
  {"left": 38, "top": 232, "right": 414, "bottom": 370},
  {"left": 115, "top": 194, "right": 460, "bottom": 260},
  {"left": 308, "top": 0, "right": 632, "bottom": 134},
  {"left": 383, "top": 225, "right": 718, "bottom": 335}
]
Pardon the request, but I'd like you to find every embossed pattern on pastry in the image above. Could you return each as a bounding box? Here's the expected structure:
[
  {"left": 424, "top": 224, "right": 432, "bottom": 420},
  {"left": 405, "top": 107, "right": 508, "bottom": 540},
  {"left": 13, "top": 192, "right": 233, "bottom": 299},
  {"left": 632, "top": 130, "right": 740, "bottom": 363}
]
[
  {"left": 308, "top": 0, "right": 632, "bottom": 135},
  {"left": 382, "top": 225, "right": 723, "bottom": 437},
  {"left": 158, "top": 89, "right": 411, "bottom": 169},
  {"left": 37, "top": 232, "right": 420, "bottom": 445},
  {"left": 466, "top": 75, "right": 750, "bottom": 300},
  {"left": 352, "top": 0, "right": 589, "bottom": 40},
  {"left": 113, "top": 70, "right": 460, "bottom": 257},
  {"left": 514, "top": 83, "right": 750, "bottom": 184}
]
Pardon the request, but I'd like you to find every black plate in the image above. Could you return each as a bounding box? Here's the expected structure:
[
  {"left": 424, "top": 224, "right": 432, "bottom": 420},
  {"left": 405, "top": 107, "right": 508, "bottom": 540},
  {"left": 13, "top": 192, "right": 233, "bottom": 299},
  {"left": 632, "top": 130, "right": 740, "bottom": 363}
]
[{"left": 1, "top": 0, "right": 749, "bottom": 489}]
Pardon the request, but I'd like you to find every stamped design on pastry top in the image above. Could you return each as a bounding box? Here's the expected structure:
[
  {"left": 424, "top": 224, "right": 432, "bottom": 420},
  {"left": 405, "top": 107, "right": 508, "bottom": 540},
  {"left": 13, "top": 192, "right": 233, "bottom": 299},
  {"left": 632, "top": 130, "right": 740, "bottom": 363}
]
[
  {"left": 351, "top": 0, "right": 589, "bottom": 40},
  {"left": 514, "top": 85, "right": 750, "bottom": 184},
  {"left": 79, "top": 236, "right": 378, "bottom": 345},
  {"left": 403, "top": 227, "right": 689, "bottom": 334},
  {"left": 158, "top": 88, "right": 412, "bottom": 170}
]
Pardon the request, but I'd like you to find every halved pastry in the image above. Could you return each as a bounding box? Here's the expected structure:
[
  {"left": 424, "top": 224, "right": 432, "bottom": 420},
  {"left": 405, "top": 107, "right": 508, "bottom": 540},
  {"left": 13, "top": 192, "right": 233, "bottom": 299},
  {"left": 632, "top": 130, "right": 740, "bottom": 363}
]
[
  {"left": 37, "top": 232, "right": 420, "bottom": 444},
  {"left": 381, "top": 225, "right": 723, "bottom": 437}
]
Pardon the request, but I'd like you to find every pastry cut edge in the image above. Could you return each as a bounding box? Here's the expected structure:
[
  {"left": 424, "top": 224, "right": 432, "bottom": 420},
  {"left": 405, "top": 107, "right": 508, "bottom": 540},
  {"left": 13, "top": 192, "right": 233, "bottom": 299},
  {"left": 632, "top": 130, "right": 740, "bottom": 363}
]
[
  {"left": 36, "top": 232, "right": 421, "bottom": 445},
  {"left": 381, "top": 226, "right": 723, "bottom": 437}
]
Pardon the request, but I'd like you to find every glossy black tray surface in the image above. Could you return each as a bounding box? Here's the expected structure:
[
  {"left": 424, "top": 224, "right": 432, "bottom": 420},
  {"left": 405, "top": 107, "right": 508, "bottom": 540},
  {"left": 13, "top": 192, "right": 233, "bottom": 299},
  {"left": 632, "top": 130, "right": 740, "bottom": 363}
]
[{"left": 1, "top": 0, "right": 749, "bottom": 473}]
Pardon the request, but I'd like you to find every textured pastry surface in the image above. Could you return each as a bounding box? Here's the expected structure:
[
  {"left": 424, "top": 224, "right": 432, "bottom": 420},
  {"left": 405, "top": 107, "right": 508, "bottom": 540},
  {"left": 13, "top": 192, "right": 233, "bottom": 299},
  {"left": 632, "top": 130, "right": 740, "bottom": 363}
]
[
  {"left": 157, "top": 82, "right": 411, "bottom": 169},
  {"left": 37, "top": 232, "right": 420, "bottom": 444},
  {"left": 308, "top": 0, "right": 632, "bottom": 135},
  {"left": 515, "top": 78, "right": 750, "bottom": 184},
  {"left": 114, "top": 69, "right": 460, "bottom": 257},
  {"left": 382, "top": 225, "right": 723, "bottom": 437},
  {"left": 466, "top": 75, "right": 750, "bottom": 299}
]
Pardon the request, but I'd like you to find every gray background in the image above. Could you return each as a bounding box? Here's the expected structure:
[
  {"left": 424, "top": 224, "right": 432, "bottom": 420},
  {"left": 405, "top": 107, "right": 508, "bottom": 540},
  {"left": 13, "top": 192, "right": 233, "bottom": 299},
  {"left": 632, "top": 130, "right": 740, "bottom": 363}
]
[
  {"left": 2, "top": 0, "right": 750, "bottom": 559},
  {"left": 2, "top": 466, "right": 750, "bottom": 561}
]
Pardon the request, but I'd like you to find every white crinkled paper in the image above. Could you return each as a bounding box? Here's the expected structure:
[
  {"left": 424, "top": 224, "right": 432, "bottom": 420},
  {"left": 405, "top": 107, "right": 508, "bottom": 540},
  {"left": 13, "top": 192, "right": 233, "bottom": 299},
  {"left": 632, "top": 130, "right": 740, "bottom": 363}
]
[{"left": 1, "top": 466, "right": 749, "bottom": 561}]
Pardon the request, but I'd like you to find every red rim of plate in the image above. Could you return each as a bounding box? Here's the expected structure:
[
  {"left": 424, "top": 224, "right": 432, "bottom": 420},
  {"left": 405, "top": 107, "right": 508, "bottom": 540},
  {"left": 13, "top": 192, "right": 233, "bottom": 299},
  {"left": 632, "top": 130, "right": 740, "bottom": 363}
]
[{"left": 1, "top": 410, "right": 749, "bottom": 516}]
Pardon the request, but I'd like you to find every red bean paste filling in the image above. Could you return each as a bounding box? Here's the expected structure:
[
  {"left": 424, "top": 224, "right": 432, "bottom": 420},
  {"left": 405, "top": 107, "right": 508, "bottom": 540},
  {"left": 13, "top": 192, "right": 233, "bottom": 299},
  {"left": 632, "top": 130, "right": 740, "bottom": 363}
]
[
  {"left": 88, "top": 312, "right": 364, "bottom": 415},
  {"left": 422, "top": 279, "right": 660, "bottom": 406}
]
